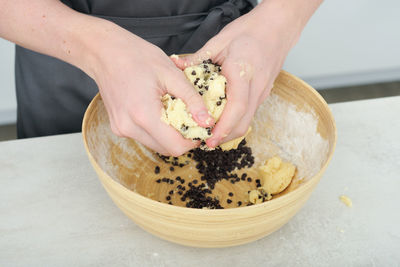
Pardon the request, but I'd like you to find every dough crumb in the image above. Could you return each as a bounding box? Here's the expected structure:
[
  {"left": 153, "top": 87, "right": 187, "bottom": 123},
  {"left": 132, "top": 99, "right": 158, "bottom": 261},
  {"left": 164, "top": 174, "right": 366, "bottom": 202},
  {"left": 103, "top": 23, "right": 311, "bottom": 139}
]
[
  {"left": 248, "top": 156, "right": 296, "bottom": 204},
  {"left": 340, "top": 195, "right": 352, "bottom": 207}
]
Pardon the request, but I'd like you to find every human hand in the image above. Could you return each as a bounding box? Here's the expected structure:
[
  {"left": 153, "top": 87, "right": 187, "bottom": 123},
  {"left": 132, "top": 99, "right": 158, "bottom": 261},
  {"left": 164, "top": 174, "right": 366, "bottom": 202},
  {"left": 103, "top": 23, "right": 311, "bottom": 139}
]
[
  {"left": 172, "top": 0, "right": 318, "bottom": 148},
  {"left": 88, "top": 23, "right": 214, "bottom": 156}
]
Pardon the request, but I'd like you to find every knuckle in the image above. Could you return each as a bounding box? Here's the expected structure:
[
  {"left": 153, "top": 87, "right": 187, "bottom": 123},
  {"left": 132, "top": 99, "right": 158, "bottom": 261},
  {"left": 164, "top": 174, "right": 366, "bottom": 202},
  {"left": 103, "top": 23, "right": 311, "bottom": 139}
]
[
  {"left": 116, "top": 120, "right": 133, "bottom": 138},
  {"left": 236, "top": 125, "right": 249, "bottom": 137},
  {"left": 234, "top": 101, "right": 247, "bottom": 117},
  {"left": 110, "top": 121, "right": 122, "bottom": 137},
  {"left": 168, "top": 146, "right": 186, "bottom": 157}
]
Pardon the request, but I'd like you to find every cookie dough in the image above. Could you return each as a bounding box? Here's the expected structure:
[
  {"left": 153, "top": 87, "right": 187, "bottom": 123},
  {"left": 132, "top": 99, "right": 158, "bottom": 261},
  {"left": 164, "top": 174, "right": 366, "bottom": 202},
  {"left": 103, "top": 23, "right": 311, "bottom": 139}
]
[
  {"left": 161, "top": 94, "right": 211, "bottom": 140},
  {"left": 161, "top": 60, "right": 226, "bottom": 142},
  {"left": 248, "top": 156, "right": 296, "bottom": 204}
]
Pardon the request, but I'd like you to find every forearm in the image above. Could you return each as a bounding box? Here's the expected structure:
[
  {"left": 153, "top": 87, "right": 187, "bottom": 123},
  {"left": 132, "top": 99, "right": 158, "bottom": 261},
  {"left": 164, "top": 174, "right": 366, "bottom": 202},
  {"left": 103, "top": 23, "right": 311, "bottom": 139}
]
[
  {"left": 0, "top": 0, "right": 116, "bottom": 78},
  {"left": 248, "top": 0, "right": 323, "bottom": 48}
]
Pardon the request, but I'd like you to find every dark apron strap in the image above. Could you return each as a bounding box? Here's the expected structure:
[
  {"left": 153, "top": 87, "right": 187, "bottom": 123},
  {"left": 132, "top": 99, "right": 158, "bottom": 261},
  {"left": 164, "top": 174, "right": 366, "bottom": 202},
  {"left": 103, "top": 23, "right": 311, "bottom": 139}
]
[{"left": 15, "top": 0, "right": 256, "bottom": 138}]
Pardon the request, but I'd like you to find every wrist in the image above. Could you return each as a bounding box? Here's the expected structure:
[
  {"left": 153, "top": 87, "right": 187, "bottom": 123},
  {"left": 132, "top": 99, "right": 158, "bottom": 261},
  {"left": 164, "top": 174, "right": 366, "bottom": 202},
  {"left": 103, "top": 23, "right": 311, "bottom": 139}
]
[
  {"left": 65, "top": 15, "right": 119, "bottom": 80},
  {"left": 247, "top": 0, "right": 322, "bottom": 49}
]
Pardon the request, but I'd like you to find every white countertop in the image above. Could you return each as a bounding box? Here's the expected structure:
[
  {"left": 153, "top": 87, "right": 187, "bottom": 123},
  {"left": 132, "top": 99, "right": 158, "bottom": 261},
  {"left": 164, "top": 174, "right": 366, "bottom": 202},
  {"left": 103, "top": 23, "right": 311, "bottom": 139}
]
[{"left": 1, "top": 96, "right": 400, "bottom": 266}]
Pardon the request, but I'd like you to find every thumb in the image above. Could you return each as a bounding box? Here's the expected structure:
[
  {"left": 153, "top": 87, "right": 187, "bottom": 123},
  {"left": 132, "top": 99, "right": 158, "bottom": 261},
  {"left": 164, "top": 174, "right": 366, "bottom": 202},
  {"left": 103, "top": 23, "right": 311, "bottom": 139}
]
[
  {"left": 165, "top": 70, "right": 214, "bottom": 128},
  {"left": 170, "top": 49, "right": 215, "bottom": 70}
]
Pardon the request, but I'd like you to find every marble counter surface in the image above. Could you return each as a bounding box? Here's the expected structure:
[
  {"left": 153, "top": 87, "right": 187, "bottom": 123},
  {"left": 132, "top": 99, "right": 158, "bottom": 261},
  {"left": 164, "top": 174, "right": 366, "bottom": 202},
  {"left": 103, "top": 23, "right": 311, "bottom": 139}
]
[{"left": 1, "top": 96, "right": 399, "bottom": 266}]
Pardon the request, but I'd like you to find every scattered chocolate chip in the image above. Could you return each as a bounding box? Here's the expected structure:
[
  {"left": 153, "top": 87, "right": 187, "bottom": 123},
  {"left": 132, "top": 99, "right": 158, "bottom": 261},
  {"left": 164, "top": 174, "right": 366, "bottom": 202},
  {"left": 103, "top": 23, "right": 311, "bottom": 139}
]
[
  {"left": 204, "top": 85, "right": 209, "bottom": 90},
  {"left": 227, "top": 199, "right": 232, "bottom": 204},
  {"left": 171, "top": 96, "right": 176, "bottom": 100},
  {"left": 154, "top": 166, "right": 160, "bottom": 174},
  {"left": 156, "top": 179, "right": 161, "bottom": 183},
  {"left": 191, "top": 70, "right": 196, "bottom": 75},
  {"left": 193, "top": 179, "right": 198, "bottom": 184},
  {"left": 228, "top": 192, "right": 234, "bottom": 197},
  {"left": 216, "top": 101, "right": 222, "bottom": 106},
  {"left": 237, "top": 201, "right": 242, "bottom": 206},
  {"left": 170, "top": 166, "right": 174, "bottom": 171},
  {"left": 169, "top": 190, "right": 174, "bottom": 195},
  {"left": 247, "top": 177, "right": 252, "bottom": 182},
  {"left": 166, "top": 196, "right": 171, "bottom": 201}
]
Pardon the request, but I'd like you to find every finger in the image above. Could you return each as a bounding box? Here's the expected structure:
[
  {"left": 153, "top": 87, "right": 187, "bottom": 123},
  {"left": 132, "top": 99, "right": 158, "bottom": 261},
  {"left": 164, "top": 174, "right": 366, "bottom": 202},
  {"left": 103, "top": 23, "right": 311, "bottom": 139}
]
[
  {"left": 110, "top": 114, "right": 171, "bottom": 156},
  {"left": 222, "top": 81, "right": 273, "bottom": 144},
  {"left": 171, "top": 36, "right": 226, "bottom": 70},
  {"left": 206, "top": 60, "right": 251, "bottom": 148},
  {"left": 257, "top": 82, "right": 273, "bottom": 106},
  {"left": 172, "top": 50, "right": 212, "bottom": 70},
  {"left": 164, "top": 70, "right": 214, "bottom": 128},
  {"left": 132, "top": 98, "right": 200, "bottom": 157}
]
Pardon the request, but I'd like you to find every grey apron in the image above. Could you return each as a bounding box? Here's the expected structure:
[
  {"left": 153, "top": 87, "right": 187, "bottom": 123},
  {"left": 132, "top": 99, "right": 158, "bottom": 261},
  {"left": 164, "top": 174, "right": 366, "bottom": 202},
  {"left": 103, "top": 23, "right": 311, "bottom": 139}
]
[{"left": 15, "top": 0, "right": 256, "bottom": 138}]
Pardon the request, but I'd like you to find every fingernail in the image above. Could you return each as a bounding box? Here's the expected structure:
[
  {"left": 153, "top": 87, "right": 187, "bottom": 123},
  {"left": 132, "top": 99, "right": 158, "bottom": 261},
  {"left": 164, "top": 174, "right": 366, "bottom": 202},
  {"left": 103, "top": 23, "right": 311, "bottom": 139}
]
[{"left": 196, "top": 110, "right": 210, "bottom": 123}]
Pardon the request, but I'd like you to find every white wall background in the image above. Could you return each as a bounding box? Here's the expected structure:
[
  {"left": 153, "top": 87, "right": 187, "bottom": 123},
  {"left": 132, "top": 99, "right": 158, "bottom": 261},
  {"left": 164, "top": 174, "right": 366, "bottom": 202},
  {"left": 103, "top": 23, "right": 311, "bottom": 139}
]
[
  {"left": 1, "top": 0, "right": 400, "bottom": 125},
  {"left": 0, "top": 40, "right": 16, "bottom": 125}
]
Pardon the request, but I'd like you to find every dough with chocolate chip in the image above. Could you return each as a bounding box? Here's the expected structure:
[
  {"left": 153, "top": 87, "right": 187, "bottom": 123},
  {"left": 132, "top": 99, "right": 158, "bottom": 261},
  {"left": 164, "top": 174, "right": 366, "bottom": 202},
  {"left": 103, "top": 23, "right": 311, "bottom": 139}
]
[{"left": 161, "top": 61, "right": 227, "bottom": 142}]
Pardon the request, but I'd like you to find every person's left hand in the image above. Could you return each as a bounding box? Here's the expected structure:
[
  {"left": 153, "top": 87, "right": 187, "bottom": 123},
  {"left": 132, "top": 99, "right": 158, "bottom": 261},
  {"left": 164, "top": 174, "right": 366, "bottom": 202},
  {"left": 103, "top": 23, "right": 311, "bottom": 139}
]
[{"left": 172, "top": 2, "right": 305, "bottom": 148}]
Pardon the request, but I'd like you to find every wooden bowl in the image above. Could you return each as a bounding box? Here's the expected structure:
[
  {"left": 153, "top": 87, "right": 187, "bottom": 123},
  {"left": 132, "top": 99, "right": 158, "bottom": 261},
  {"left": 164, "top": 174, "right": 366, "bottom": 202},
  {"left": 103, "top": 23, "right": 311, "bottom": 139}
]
[{"left": 82, "top": 70, "right": 336, "bottom": 248}]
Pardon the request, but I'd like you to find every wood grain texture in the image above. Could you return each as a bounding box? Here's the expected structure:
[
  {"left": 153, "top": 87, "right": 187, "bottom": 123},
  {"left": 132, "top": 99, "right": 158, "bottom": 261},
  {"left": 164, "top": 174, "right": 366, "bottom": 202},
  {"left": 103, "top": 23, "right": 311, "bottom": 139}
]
[{"left": 82, "top": 70, "right": 337, "bottom": 248}]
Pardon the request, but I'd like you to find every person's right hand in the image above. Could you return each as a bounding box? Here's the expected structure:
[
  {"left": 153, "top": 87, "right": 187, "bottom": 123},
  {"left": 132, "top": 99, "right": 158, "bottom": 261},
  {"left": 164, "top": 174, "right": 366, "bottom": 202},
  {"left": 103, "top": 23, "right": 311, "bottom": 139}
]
[{"left": 86, "top": 22, "right": 214, "bottom": 156}]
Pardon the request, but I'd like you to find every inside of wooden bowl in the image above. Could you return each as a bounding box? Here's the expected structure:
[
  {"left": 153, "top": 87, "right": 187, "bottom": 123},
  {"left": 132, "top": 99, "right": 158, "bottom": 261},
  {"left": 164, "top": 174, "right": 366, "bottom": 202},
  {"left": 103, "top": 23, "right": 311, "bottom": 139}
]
[{"left": 84, "top": 71, "right": 335, "bottom": 208}]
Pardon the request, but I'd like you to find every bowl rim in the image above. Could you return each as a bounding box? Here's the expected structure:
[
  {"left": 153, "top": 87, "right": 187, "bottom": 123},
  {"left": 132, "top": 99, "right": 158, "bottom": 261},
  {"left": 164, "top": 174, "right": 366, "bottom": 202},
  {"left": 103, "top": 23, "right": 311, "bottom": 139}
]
[{"left": 82, "top": 70, "right": 337, "bottom": 214}]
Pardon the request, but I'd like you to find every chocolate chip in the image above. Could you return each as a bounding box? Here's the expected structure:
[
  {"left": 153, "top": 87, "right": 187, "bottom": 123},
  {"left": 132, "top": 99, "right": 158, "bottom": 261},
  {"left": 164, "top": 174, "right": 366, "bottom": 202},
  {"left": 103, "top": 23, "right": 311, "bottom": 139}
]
[
  {"left": 216, "top": 101, "right": 222, "bottom": 106},
  {"left": 227, "top": 199, "right": 232, "bottom": 204},
  {"left": 171, "top": 96, "right": 176, "bottom": 100},
  {"left": 154, "top": 166, "right": 160, "bottom": 174},
  {"left": 228, "top": 192, "right": 233, "bottom": 197},
  {"left": 156, "top": 179, "right": 161, "bottom": 183},
  {"left": 169, "top": 190, "right": 174, "bottom": 195},
  {"left": 166, "top": 196, "right": 171, "bottom": 201},
  {"left": 237, "top": 201, "right": 242, "bottom": 206},
  {"left": 247, "top": 177, "right": 252, "bottom": 182},
  {"left": 170, "top": 166, "right": 174, "bottom": 171},
  {"left": 205, "top": 85, "right": 209, "bottom": 90},
  {"left": 191, "top": 70, "right": 196, "bottom": 75}
]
